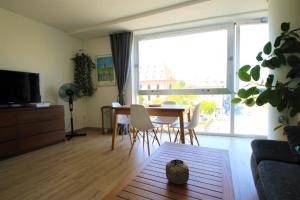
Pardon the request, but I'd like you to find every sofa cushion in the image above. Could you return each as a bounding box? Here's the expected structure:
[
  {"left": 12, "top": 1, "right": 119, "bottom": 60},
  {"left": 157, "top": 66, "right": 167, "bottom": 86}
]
[
  {"left": 258, "top": 160, "right": 300, "bottom": 200},
  {"left": 251, "top": 139, "right": 297, "bottom": 164}
]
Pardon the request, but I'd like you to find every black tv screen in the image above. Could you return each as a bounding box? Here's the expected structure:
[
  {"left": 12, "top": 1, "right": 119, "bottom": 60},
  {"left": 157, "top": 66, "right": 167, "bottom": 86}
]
[{"left": 0, "top": 70, "right": 41, "bottom": 105}]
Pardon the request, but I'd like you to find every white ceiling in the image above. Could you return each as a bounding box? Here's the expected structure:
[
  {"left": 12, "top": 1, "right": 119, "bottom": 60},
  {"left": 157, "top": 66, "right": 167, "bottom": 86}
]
[{"left": 0, "top": 0, "right": 268, "bottom": 39}]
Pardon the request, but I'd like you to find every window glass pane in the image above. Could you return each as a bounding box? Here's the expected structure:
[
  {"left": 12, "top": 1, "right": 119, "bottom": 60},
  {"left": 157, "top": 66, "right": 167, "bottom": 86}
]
[
  {"left": 138, "top": 29, "right": 228, "bottom": 90},
  {"left": 234, "top": 23, "right": 269, "bottom": 136},
  {"left": 138, "top": 95, "right": 230, "bottom": 134}
]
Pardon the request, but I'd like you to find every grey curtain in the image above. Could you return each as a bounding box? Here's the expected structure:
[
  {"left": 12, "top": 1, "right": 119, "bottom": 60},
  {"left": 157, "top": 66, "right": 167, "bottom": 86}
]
[{"left": 110, "top": 32, "right": 133, "bottom": 105}]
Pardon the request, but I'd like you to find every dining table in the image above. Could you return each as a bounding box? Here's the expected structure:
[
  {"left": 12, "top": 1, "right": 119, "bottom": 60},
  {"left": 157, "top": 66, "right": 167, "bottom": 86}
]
[{"left": 111, "top": 104, "right": 191, "bottom": 150}]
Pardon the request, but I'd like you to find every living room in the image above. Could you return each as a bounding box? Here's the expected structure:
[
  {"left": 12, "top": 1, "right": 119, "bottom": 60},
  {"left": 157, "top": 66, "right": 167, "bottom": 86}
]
[{"left": 0, "top": 0, "right": 299, "bottom": 199}]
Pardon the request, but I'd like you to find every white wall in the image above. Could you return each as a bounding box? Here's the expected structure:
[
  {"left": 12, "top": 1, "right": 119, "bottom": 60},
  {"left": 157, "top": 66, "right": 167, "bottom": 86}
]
[
  {"left": 0, "top": 8, "right": 87, "bottom": 130},
  {"left": 83, "top": 37, "right": 118, "bottom": 128}
]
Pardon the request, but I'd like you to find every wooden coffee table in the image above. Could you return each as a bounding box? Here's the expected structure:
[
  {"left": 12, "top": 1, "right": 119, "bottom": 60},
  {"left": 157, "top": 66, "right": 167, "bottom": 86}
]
[{"left": 104, "top": 142, "right": 235, "bottom": 200}]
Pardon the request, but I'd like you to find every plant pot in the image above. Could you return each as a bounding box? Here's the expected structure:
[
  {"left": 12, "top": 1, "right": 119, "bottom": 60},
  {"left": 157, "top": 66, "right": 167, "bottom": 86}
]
[{"left": 166, "top": 160, "right": 189, "bottom": 184}]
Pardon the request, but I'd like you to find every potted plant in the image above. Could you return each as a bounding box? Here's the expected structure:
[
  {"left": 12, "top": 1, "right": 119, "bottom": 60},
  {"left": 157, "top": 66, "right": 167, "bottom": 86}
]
[
  {"left": 232, "top": 22, "right": 300, "bottom": 130},
  {"left": 72, "top": 50, "right": 96, "bottom": 97}
]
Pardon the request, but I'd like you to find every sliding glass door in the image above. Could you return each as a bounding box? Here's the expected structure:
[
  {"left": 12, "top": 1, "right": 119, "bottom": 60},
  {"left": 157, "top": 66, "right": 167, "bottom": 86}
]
[{"left": 234, "top": 23, "right": 269, "bottom": 136}]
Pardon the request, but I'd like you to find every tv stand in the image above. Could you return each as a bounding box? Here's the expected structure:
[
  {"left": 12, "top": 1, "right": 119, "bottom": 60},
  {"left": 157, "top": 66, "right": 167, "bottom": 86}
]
[{"left": 0, "top": 105, "right": 65, "bottom": 159}]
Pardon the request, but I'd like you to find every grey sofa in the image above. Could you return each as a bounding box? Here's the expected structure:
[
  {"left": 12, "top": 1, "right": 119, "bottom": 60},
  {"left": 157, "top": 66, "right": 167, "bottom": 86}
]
[{"left": 251, "top": 139, "right": 300, "bottom": 200}]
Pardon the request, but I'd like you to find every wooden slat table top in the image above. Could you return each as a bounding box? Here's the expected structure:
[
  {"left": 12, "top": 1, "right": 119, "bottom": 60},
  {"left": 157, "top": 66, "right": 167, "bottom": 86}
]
[
  {"left": 104, "top": 142, "right": 235, "bottom": 200},
  {"left": 112, "top": 105, "right": 190, "bottom": 116}
]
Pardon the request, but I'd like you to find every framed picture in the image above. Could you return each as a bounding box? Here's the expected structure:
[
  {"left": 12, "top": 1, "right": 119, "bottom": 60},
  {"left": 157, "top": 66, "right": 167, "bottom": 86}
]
[{"left": 96, "top": 55, "right": 116, "bottom": 86}]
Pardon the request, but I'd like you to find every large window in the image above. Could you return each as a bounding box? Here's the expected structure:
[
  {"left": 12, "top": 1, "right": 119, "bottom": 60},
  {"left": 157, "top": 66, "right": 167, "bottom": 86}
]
[
  {"left": 139, "top": 29, "right": 229, "bottom": 92},
  {"left": 135, "top": 21, "right": 268, "bottom": 136}
]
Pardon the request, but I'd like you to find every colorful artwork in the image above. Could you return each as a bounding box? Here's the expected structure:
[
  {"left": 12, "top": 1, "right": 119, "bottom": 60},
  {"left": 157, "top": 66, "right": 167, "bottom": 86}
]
[{"left": 96, "top": 55, "right": 116, "bottom": 86}]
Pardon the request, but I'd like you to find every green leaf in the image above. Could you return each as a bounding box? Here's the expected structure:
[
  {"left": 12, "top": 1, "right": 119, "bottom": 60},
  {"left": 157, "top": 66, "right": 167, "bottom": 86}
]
[
  {"left": 269, "top": 90, "right": 280, "bottom": 107},
  {"left": 281, "top": 22, "right": 290, "bottom": 32},
  {"left": 245, "top": 98, "right": 255, "bottom": 107},
  {"left": 265, "top": 74, "right": 274, "bottom": 88},
  {"left": 297, "top": 41, "right": 300, "bottom": 53},
  {"left": 277, "top": 53, "right": 287, "bottom": 65},
  {"left": 263, "top": 42, "right": 272, "bottom": 55},
  {"left": 238, "top": 71, "right": 251, "bottom": 82},
  {"left": 262, "top": 60, "right": 273, "bottom": 69},
  {"left": 256, "top": 52, "right": 263, "bottom": 61},
  {"left": 277, "top": 89, "right": 288, "bottom": 112},
  {"left": 247, "top": 87, "right": 260, "bottom": 95},
  {"left": 237, "top": 87, "right": 260, "bottom": 100},
  {"left": 231, "top": 98, "right": 242, "bottom": 104},
  {"left": 287, "top": 55, "right": 300, "bottom": 67},
  {"left": 237, "top": 89, "right": 249, "bottom": 98},
  {"left": 274, "top": 36, "right": 282, "bottom": 47},
  {"left": 269, "top": 57, "right": 282, "bottom": 68},
  {"left": 240, "top": 65, "right": 251, "bottom": 72},
  {"left": 250, "top": 65, "right": 260, "bottom": 81},
  {"left": 256, "top": 90, "right": 270, "bottom": 106},
  {"left": 286, "top": 68, "right": 300, "bottom": 79}
]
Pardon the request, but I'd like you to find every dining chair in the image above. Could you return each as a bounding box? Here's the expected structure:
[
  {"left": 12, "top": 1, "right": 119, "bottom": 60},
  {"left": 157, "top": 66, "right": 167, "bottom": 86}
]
[
  {"left": 152, "top": 101, "right": 178, "bottom": 142},
  {"left": 112, "top": 102, "right": 131, "bottom": 144},
  {"left": 129, "top": 104, "right": 160, "bottom": 156},
  {"left": 171, "top": 103, "right": 201, "bottom": 146}
]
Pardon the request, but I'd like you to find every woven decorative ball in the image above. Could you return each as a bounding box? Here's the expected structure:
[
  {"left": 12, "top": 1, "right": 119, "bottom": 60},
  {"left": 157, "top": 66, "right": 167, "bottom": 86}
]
[{"left": 166, "top": 160, "right": 189, "bottom": 184}]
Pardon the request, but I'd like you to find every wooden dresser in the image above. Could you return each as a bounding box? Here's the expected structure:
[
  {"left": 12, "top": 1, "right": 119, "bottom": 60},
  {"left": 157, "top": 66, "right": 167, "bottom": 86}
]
[{"left": 0, "top": 105, "right": 65, "bottom": 159}]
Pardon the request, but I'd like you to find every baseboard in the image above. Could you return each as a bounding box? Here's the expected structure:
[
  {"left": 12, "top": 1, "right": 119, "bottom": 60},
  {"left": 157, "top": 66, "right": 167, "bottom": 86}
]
[
  {"left": 65, "top": 127, "right": 91, "bottom": 135},
  {"left": 83, "top": 127, "right": 113, "bottom": 134},
  {"left": 84, "top": 127, "right": 102, "bottom": 132},
  {"left": 65, "top": 127, "right": 113, "bottom": 135}
]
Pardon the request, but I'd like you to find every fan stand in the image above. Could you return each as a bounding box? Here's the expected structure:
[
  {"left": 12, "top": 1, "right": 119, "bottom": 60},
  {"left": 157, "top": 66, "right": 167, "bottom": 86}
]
[{"left": 65, "top": 95, "right": 86, "bottom": 140}]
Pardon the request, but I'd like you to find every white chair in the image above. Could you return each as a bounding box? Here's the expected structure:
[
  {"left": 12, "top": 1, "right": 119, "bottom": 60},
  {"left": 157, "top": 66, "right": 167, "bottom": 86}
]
[
  {"left": 112, "top": 102, "right": 131, "bottom": 144},
  {"left": 129, "top": 104, "right": 160, "bottom": 156},
  {"left": 151, "top": 101, "right": 178, "bottom": 142},
  {"left": 171, "top": 103, "right": 201, "bottom": 146}
]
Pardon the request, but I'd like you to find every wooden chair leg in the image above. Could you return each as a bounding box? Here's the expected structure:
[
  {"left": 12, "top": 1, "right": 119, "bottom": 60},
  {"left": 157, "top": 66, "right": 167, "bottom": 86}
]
[
  {"left": 146, "top": 131, "right": 150, "bottom": 156},
  {"left": 160, "top": 125, "right": 163, "bottom": 140},
  {"left": 128, "top": 125, "right": 133, "bottom": 145},
  {"left": 129, "top": 130, "right": 137, "bottom": 155},
  {"left": 174, "top": 129, "right": 179, "bottom": 143},
  {"left": 121, "top": 125, "right": 124, "bottom": 141},
  {"left": 136, "top": 128, "right": 141, "bottom": 142},
  {"left": 153, "top": 129, "right": 160, "bottom": 146},
  {"left": 193, "top": 129, "right": 200, "bottom": 146},
  {"left": 189, "top": 128, "right": 193, "bottom": 145},
  {"left": 152, "top": 128, "right": 157, "bottom": 144},
  {"left": 116, "top": 125, "right": 121, "bottom": 145},
  {"left": 167, "top": 125, "right": 171, "bottom": 142}
]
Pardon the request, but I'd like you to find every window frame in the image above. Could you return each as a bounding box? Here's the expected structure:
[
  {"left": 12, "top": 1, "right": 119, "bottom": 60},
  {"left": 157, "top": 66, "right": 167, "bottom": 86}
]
[
  {"left": 134, "top": 23, "right": 235, "bottom": 96},
  {"left": 132, "top": 19, "right": 268, "bottom": 137}
]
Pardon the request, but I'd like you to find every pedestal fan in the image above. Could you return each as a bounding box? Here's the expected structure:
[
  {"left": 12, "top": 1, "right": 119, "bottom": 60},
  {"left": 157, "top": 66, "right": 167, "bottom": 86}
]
[{"left": 58, "top": 83, "right": 86, "bottom": 140}]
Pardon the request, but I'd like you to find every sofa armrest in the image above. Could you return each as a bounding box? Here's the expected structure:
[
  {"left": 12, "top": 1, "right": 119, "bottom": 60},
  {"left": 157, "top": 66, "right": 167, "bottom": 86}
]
[{"left": 251, "top": 139, "right": 297, "bottom": 164}]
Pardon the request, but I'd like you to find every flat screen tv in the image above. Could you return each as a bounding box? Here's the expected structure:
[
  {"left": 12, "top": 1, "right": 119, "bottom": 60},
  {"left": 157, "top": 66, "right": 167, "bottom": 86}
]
[{"left": 0, "top": 70, "right": 41, "bottom": 106}]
